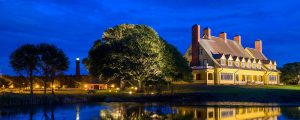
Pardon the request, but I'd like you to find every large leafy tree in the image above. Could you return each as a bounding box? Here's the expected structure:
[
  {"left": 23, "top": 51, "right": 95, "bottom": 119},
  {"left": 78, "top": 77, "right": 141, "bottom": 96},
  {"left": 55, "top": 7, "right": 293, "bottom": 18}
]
[
  {"left": 84, "top": 24, "right": 191, "bottom": 92},
  {"left": 280, "top": 62, "right": 300, "bottom": 85},
  {"left": 159, "top": 38, "right": 192, "bottom": 82},
  {"left": 10, "top": 44, "right": 39, "bottom": 96},
  {"left": 37, "top": 43, "right": 69, "bottom": 94}
]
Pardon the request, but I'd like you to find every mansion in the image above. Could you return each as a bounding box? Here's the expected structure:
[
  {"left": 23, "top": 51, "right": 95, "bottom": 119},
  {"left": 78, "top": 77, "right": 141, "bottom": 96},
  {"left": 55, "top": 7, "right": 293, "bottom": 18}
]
[{"left": 184, "top": 24, "right": 280, "bottom": 85}]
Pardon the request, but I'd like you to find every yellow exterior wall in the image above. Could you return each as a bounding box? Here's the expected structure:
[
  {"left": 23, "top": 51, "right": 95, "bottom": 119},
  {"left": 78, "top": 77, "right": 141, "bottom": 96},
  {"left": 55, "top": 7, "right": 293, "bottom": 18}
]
[
  {"left": 192, "top": 69, "right": 214, "bottom": 85},
  {"left": 192, "top": 67, "right": 280, "bottom": 85}
]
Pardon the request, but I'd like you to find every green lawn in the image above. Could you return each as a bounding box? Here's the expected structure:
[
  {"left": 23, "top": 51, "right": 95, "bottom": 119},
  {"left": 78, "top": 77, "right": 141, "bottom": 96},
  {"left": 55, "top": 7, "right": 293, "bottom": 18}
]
[{"left": 1, "top": 84, "right": 300, "bottom": 106}]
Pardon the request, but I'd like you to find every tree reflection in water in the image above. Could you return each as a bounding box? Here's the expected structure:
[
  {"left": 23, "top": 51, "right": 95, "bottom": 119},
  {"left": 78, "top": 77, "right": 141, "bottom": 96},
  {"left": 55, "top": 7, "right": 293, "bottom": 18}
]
[{"left": 0, "top": 103, "right": 299, "bottom": 120}]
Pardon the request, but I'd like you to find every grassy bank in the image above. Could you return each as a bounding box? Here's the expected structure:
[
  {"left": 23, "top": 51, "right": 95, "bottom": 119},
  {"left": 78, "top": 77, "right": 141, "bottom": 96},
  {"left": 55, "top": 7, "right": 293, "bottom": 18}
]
[{"left": 1, "top": 84, "right": 300, "bottom": 107}]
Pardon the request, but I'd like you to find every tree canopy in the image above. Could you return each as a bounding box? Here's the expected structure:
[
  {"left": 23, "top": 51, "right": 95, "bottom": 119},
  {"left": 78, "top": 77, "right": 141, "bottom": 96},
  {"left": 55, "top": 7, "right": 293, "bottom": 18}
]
[
  {"left": 10, "top": 44, "right": 39, "bottom": 95},
  {"left": 83, "top": 24, "right": 191, "bottom": 91},
  {"left": 37, "top": 43, "right": 69, "bottom": 94},
  {"left": 280, "top": 62, "right": 300, "bottom": 85},
  {"left": 10, "top": 43, "right": 69, "bottom": 95}
]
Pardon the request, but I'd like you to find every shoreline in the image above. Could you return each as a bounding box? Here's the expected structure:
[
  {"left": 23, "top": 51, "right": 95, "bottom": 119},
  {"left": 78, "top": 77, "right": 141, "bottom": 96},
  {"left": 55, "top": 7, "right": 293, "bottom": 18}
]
[
  {"left": 2, "top": 85, "right": 300, "bottom": 107},
  {"left": 1, "top": 92, "right": 300, "bottom": 107}
]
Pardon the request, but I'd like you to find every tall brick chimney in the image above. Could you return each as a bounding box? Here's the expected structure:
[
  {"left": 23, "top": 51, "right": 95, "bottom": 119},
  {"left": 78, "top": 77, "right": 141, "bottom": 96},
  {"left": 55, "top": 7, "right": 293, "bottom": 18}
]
[
  {"left": 76, "top": 57, "right": 80, "bottom": 77},
  {"left": 255, "top": 40, "right": 262, "bottom": 52},
  {"left": 219, "top": 32, "right": 227, "bottom": 43},
  {"left": 191, "top": 24, "right": 200, "bottom": 66},
  {"left": 203, "top": 27, "right": 211, "bottom": 39},
  {"left": 234, "top": 35, "right": 242, "bottom": 45}
]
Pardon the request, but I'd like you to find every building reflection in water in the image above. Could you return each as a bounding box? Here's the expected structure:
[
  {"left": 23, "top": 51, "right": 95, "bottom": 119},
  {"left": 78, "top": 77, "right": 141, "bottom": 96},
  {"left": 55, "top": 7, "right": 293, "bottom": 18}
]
[
  {"left": 97, "top": 104, "right": 281, "bottom": 120},
  {"left": 0, "top": 103, "right": 287, "bottom": 120}
]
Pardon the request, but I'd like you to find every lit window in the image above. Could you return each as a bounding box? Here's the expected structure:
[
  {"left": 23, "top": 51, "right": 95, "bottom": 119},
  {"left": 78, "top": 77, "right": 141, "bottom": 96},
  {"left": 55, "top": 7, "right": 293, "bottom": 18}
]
[
  {"left": 252, "top": 63, "right": 256, "bottom": 69},
  {"left": 247, "top": 62, "right": 251, "bottom": 68},
  {"left": 235, "top": 61, "right": 239, "bottom": 67},
  {"left": 241, "top": 62, "right": 245, "bottom": 68},
  {"left": 257, "top": 64, "right": 261, "bottom": 69},
  {"left": 221, "top": 60, "right": 226, "bottom": 66},
  {"left": 208, "top": 73, "right": 213, "bottom": 80},
  {"left": 196, "top": 74, "right": 201, "bottom": 80},
  {"left": 242, "top": 75, "right": 246, "bottom": 81},
  {"left": 268, "top": 75, "right": 276, "bottom": 81},
  {"left": 228, "top": 61, "right": 233, "bottom": 66},
  {"left": 235, "top": 75, "right": 239, "bottom": 81},
  {"left": 221, "top": 73, "right": 233, "bottom": 80}
]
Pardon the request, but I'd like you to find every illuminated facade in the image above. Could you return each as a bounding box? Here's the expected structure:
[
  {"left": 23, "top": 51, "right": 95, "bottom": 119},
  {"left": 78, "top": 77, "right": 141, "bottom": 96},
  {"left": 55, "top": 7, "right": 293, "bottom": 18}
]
[
  {"left": 184, "top": 24, "right": 280, "bottom": 85},
  {"left": 175, "top": 107, "right": 281, "bottom": 120}
]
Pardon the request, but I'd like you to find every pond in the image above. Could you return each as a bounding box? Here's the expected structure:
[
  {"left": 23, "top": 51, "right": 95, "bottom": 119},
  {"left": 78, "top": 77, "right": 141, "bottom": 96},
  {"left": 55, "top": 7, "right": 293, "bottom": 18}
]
[{"left": 0, "top": 102, "right": 299, "bottom": 120}]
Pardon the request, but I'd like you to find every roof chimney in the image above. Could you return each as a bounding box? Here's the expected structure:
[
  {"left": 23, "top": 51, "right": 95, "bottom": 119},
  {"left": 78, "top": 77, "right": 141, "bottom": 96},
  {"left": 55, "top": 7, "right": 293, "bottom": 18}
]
[
  {"left": 219, "top": 32, "right": 227, "bottom": 43},
  {"left": 191, "top": 24, "right": 200, "bottom": 66},
  {"left": 203, "top": 27, "right": 211, "bottom": 39},
  {"left": 234, "top": 35, "right": 241, "bottom": 45},
  {"left": 255, "top": 39, "right": 262, "bottom": 53}
]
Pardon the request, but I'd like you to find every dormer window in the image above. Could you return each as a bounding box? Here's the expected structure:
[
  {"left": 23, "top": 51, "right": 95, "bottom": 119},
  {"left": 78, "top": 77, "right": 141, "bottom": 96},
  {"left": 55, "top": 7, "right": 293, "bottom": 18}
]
[
  {"left": 257, "top": 64, "right": 261, "bottom": 69},
  {"left": 247, "top": 62, "right": 251, "bottom": 68},
  {"left": 241, "top": 62, "right": 245, "bottom": 68},
  {"left": 221, "top": 60, "right": 226, "bottom": 66},
  {"left": 257, "top": 60, "right": 262, "bottom": 69},
  {"left": 252, "top": 63, "right": 256, "bottom": 69},
  {"left": 228, "top": 61, "right": 233, "bottom": 66},
  {"left": 235, "top": 61, "right": 240, "bottom": 67}
]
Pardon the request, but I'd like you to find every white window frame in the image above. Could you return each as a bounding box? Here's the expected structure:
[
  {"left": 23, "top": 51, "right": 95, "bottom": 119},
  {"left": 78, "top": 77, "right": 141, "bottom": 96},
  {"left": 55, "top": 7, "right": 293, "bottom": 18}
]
[
  {"left": 228, "top": 61, "right": 233, "bottom": 66},
  {"left": 235, "top": 61, "right": 239, "bottom": 67},
  {"left": 257, "top": 64, "right": 261, "bottom": 69},
  {"left": 252, "top": 63, "right": 256, "bottom": 69},
  {"left": 221, "top": 73, "right": 233, "bottom": 80},
  {"left": 221, "top": 60, "right": 226, "bottom": 66},
  {"left": 241, "top": 62, "right": 245, "bottom": 68},
  {"left": 247, "top": 62, "right": 251, "bottom": 68}
]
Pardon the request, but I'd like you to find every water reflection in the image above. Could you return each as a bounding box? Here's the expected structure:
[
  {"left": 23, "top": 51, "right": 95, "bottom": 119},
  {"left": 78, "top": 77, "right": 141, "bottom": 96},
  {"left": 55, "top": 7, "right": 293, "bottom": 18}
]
[
  {"left": 0, "top": 102, "right": 298, "bottom": 120},
  {"left": 98, "top": 103, "right": 281, "bottom": 120}
]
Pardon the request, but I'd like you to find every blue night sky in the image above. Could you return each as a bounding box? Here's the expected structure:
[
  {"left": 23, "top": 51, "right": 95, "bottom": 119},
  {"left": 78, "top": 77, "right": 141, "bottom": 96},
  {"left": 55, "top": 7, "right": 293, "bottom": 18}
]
[{"left": 0, "top": 0, "right": 300, "bottom": 75}]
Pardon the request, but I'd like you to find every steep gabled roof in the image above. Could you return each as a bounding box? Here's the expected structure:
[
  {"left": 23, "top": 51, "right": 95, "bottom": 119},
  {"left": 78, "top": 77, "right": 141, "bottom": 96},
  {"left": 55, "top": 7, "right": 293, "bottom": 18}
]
[
  {"left": 212, "top": 54, "right": 223, "bottom": 59},
  {"left": 199, "top": 36, "right": 252, "bottom": 58},
  {"left": 262, "top": 60, "right": 272, "bottom": 64},
  {"left": 246, "top": 48, "right": 267, "bottom": 60},
  {"left": 233, "top": 56, "right": 240, "bottom": 61}
]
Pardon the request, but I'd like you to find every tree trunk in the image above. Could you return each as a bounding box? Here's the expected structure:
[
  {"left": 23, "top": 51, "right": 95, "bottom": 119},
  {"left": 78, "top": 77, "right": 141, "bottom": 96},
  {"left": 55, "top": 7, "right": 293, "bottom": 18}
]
[
  {"left": 137, "top": 80, "right": 143, "bottom": 93},
  {"left": 29, "top": 70, "right": 33, "bottom": 96},
  {"left": 51, "top": 74, "right": 55, "bottom": 95},
  {"left": 44, "top": 79, "right": 47, "bottom": 94},
  {"left": 43, "top": 75, "right": 47, "bottom": 94}
]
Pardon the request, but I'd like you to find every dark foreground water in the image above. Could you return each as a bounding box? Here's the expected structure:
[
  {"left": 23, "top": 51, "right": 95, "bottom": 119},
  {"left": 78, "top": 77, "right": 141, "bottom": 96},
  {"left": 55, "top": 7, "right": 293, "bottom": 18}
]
[{"left": 0, "top": 102, "right": 300, "bottom": 120}]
